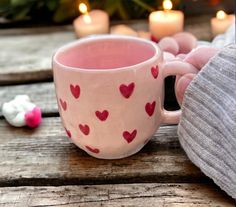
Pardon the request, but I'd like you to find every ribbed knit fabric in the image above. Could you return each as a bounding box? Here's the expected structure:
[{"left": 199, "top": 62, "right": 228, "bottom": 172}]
[{"left": 178, "top": 44, "right": 236, "bottom": 199}]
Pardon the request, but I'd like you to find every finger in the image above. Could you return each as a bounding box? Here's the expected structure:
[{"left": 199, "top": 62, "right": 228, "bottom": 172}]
[
  {"left": 175, "top": 74, "right": 196, "bottom": 105},
  {"left": 162, "top": 61, "right": 198, "bottom": 77},
  {"left": 184, "top": 47, "right": 219, "bottom": 70},
  {"left": 158, "top": 37, "right": 179, "bottom": 55}
]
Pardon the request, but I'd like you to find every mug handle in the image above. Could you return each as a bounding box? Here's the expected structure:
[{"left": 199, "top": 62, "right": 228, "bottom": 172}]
[{"left": 161, "top": 60, "right": 198, "bottom": 124}]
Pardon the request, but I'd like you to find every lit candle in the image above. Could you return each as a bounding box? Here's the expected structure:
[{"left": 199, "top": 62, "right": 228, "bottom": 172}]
[
  {"left": 149, "top": 0, "right": 184, "bottom": 40},
  {"left": 73, "top": 3, "right": 109, "bottom": 38},
  {"left": 211, "top": 10, "right": 235, "bottom": 37}
]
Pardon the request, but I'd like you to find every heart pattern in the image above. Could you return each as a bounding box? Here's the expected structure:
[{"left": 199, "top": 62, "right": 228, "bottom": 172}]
[
  {"left": 65, "top": 128, "right": 71, "bottom": 138},
  {"left": 59, "top": 74, "right": 160, "bottom": 156},
  {"left": 70, "top": 84, "right": 80, "bottom": 99},
  {"left": 59, "top": 99, "right": 67, "bottom": 111},
  {"left": 85, "top": 145, "right": 100, "bottom": 154},
  {"left": 95, "top": 110, "right": 109, "bottom": 121},
  {"left": 123, "top": 129, "right": 137, "bottom": 143},
  {"left": 151, "top": 66, "right": 159, "bottom": 79},
  {"left": 145, "top": 101, "right": 156, "bottom": 117},
  {"left": 119, "top": 82, "right": 135, "bottom": 98},
  {"left": 79, "top": 124, "right": 90, "bottom": 135}
]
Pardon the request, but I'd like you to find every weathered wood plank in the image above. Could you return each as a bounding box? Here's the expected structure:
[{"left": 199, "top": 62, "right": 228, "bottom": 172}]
[
  {"left": 0, "top": 16, "right": 212, "bottom": 84},
  {"left": 0, "top": 31, "right": 74, "bottom": 84},
  {"left": 0, "top": 117, "right": 205, "bottom": 186},
  {"left": 0, "top": 25, "right": 73, "bottom": 36},
  {"left": 0, "top": 184, "right": 234, "bottom": 207},
  {"left": 0, "top": 82, "right": 57, "bottom": 117}
]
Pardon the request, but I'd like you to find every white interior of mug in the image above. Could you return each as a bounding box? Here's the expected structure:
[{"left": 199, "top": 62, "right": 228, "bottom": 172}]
[{"left": 54, "top": 35, "right": 159, "bottom": 70}]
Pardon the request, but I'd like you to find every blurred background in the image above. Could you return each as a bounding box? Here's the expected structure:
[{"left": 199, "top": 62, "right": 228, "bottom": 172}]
[
  {"left": 0, "top": 0, "right": 235, "bottom": 27},
  {"left": 0, "top": 0, "right": 234, "bottom": 110}
]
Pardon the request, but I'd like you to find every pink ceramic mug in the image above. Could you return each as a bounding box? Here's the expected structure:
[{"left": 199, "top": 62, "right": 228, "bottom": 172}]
[{"left": 53, "top": 35, "right": 197, "bottom": 159}]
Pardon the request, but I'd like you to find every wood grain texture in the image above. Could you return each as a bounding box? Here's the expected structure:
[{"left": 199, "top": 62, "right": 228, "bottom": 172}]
[
  {"left": 0, "top": 184, "right": 234, "bottom": 207},
  {"left": 0, "top": 82, "right": 57, "bottom": 117},
  {"left": 0, "top": 117, "right": 205, "bottom": 186},
  {"left": 0, "top": 16, "right": 212, "bottom": 85},
  {"left": 0, "top": 31, "right": 74, "bottom": 84}
]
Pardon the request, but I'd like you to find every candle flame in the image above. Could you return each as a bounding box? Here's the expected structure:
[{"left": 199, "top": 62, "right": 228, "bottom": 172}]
[
  {"left": 78, "top": 3, "right": 92, "bottom": 24},
  {"left": 83, "top": 14, "right": 92, "bottom": 24},
  {"left": 216, "top": 10, "right": 226, "bottom": 20},
  {"left": 79, "top": 3, "right": 88, "bottom": 14},
  {"left": 163, "top": 0, "right": 173, "bottom": 11}
]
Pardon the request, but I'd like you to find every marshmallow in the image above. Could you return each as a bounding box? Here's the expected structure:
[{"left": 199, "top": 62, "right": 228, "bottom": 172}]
[{"left": 2, "top": 95, "right": 42, "bottom": 128}]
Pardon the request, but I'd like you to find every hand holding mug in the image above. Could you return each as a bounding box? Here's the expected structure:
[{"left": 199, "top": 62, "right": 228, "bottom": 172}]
[{"left": 175, "top": 47, "right": 219, "bottom": 104}]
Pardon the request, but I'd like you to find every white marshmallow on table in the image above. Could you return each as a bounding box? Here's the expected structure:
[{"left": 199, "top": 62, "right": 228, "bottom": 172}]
[{"left": 2, "top": 95, "right": 41, "bottom": 127}]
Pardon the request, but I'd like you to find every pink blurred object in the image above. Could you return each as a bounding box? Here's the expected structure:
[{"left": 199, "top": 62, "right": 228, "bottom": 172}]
[
  {"left": 158, "top": 37, "right": 179, "bottom": 55},
  {"left": 173, "top": 32, "right": 198, "bottom": 54},
  {"left": 184, "top": 47, "right": 219, "bottom": 69},
  {"left": 25, "top": 106, "right": 42, "bottom": 128},
  {"left": 151, "top": 35, "right": 159, "bottom": 43},
  {"left": 176, "top": 53, "right": 187, "bottom": 60}
]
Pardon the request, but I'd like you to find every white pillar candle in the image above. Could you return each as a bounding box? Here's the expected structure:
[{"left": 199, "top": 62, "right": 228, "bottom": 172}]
[
  {"left": 211, "top": 10, "right": 235, "bottom": 37},
  {"left": 73, "top": 3, "right": 109, "bottom": 38},
  {"left": 149, "top": 0, "right": 184, "bottom": 40}
]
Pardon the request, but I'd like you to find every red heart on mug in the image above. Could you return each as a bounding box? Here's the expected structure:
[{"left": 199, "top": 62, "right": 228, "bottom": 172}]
[
  {"left": 145, "top": 101, "right": 156, "bottom": 117},
  {"left": 119, "top": 82, "right": 135, "bottom": 98},
  {"left": 123, "top": 129, "right": 137, "bottom": 143},
  {"left": 59, "top": 99, "right": 67, "bottom": 111},
  {"left": 95, "top": 110, "right": 109, "bottom": 121},
  {"left": 65, "top": 128, "right": 71, "bottom": 138},
  {"left": 151, "top": 66, "right": 159, "bottom": 79},
  {"left": 79, "top": 124, "right": 90, "bottom": 135},
  {"left": 70, "top": 84, "right": 80, "bottom": 99},
  {"left": 85, "top": 145, "right": 100, "bottom": 154}
]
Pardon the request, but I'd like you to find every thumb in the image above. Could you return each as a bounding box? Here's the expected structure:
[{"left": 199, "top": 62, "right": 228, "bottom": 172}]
[{"left": 175, "top": 74, "right": 196, "bottom": 105}]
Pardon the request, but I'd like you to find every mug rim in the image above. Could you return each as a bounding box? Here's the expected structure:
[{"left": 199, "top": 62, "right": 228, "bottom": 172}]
[{"left": 53, "top": 34, "right": 162, "bottom": 72}]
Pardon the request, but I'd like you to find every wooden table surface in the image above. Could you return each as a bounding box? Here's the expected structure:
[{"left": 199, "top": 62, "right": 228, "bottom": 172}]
[{"left": 0, "top": 17, "right": 235, "bottom": 206}]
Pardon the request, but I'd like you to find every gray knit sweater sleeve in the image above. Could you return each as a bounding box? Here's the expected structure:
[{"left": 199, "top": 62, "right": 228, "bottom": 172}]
[{"left": 178, "top": 44, "right": 236, "bottom": 199}]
